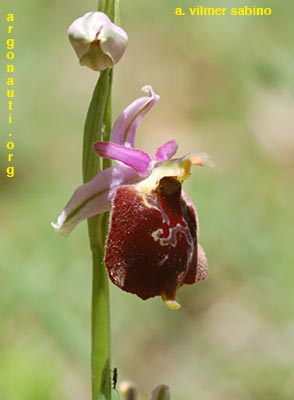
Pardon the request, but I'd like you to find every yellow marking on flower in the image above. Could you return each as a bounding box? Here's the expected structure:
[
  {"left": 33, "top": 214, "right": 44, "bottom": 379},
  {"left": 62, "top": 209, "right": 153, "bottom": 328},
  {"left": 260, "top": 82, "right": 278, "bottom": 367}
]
[
  {"left": 136, "top": 159, "right": 192, "bottom": 194},
  {"left": 161, "top": 294, "right": 181, "bottom": 310}
]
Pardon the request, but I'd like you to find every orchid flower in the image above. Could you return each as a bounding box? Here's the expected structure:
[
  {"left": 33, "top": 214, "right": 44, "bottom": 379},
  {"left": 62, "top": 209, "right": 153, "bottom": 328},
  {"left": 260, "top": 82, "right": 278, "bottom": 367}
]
[{"left": 53, "top": 86, "right": 213, "bottom": 309}]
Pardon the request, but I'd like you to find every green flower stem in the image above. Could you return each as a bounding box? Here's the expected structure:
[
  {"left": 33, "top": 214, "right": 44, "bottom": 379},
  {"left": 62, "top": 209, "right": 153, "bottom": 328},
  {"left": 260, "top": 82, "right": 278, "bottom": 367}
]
[
  {"left": 83, "top": 69, "right": 113, "bottom": 400},
  {"left": 99, "top": 0, "right": 120, "bottom": 24},
  {"left": 82, "top": 2, "right": 120, "bottom": 399},
  {"left": 91, "top": 223, "right": 111, "bottom": 400},
  {"left": 82, "top": 70, "right": 112, "bottom": 182}
]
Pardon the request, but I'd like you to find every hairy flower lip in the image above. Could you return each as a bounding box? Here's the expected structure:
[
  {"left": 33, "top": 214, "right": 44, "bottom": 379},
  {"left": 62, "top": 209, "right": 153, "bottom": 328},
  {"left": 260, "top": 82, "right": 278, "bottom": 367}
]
[{"left": 104, "top": 176, "right": 205, "bottom": 309}]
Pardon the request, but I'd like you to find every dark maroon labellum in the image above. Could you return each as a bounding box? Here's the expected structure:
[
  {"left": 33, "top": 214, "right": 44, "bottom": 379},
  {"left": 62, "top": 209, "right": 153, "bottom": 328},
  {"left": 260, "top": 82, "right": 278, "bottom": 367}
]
[{"left": 105, "top": 176, "right": 207, "bottom": 306}]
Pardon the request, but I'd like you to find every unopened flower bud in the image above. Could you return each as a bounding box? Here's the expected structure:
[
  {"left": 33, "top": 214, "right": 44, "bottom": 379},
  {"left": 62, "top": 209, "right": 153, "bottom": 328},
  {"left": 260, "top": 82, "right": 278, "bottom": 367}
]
[
  {"left": 68, "top": 11, "right": 128, "bottom": 71},
  {"left": 151, "top": 385, "right": 171, "bottom": 400},
  {"left": 120, "top": 380, "right": 138, "bottom": 400}
]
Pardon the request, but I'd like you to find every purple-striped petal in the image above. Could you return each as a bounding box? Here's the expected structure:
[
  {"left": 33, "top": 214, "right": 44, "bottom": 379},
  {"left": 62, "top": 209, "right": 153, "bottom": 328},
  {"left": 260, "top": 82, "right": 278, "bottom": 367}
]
[
  {"left": 52, "top": 165, "right": 140, "bottom": 236},
  {"left": 94, "top": 141, "right": 152, "bottom": 176},
  {"left": 155, "top": 140, "right": 178, "bottom": 162},
  {"left": 110, "top": 85, "right": 159, "bottom": 147}
]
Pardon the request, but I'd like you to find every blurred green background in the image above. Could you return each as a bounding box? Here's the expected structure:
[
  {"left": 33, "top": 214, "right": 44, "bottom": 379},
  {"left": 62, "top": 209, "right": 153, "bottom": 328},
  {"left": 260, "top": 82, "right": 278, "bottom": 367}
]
[{"left": 0, "top": 0, "right": 293, "bottom": 399}]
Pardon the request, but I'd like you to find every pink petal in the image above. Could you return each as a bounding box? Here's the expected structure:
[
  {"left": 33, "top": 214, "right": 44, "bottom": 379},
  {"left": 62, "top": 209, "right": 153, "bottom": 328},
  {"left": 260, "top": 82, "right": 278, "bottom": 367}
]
[
  {"left": 110, "top": 85, "right": 159, "bottom": 147},
  {"left": 155, "top": 140, "right": 178, "bottom": 161},
  {"left": 94, "top": 141, "right": 152, "bottom": 176},
  {"left": 52, "top": 165, "right": 140, "bottom": 236}
]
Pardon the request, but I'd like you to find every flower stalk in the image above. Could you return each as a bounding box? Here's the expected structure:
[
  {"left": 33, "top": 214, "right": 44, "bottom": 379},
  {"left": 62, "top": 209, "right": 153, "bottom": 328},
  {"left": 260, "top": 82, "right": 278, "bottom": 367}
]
[
  {"left": 83, "top": 1, "right": 119, "bottom": 399},
  {"left": 84, "top": 71, "right": 112, "bottom": 400}
]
